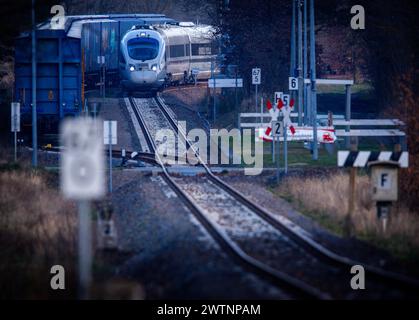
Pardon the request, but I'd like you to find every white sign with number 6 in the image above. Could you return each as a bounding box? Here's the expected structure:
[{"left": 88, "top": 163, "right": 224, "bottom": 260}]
[{"left": 289, "top": 77, "right": 298, "bottom": 91}]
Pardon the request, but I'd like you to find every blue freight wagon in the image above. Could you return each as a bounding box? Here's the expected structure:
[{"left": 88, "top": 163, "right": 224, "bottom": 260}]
[{"left": 14, "top": 14, "right": 176, "bottom": 130}]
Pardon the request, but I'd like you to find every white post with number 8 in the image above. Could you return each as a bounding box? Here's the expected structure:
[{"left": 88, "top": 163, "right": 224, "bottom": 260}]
[
  {"left": 60, "top": 117, "right": 104, "bottom": 299},
  {"left": 61, "top": 118, "right": 104, "bottom": 199}
]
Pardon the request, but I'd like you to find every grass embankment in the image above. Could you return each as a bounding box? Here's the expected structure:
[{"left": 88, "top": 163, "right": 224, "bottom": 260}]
[
  {"left": 274, "top": 172, "right": 419, "bottom": 265},
  {"left": 0, "top": 162, "right": 77, "bottom": 299}
]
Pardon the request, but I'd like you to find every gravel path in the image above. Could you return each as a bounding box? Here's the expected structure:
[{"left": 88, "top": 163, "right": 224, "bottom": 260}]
[
  {"left": 173, "top": 176, "right": 412, "bottom": 299},
  {"left": 110, "top": 170, "right": 289, "bottom": 299},
  {"left": 219, "top": 172, "right": 419, "bottom": 279}
]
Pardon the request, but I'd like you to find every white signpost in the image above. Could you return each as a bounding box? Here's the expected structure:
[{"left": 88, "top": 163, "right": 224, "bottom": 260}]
[
  {"left": 252, "top": 68, "right": 261, "bottom": 113},
  {"left": 11, "top": 102, "right": 20, "bottom": 162},
  {"left": 60, "top": 118, "right": 104, "bottom": 299},
  {"left": 104, "top": 121, "right": 117, "bottom": 193},
  {"left": 289, "top": 77, "right": 298, "bottom": 90},
  {"left": 272, "top": 120, "right": 283, "bottom": 183},
  {"left": 271, "top": 120, "right": 284, "bottom": 138},
  {"left": 252, "top": 68, "right": 261, "bottom": 85}
]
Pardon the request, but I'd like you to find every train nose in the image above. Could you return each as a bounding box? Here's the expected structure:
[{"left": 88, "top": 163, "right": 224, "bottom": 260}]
[{"left": 129, "top": 71, "right": 158, "bottom": 85}]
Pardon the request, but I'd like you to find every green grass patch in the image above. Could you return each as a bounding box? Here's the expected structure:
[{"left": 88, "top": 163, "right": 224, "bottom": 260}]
[
  {"left": 263, "top": 141, "right": 337, "bottom": 168},
  {"left": 276, "top": 189, "right": 346, "bottom": 237}
]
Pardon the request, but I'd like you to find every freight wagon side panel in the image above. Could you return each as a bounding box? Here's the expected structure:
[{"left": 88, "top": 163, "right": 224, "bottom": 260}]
[{"left": 14, "top": 32, "right": 82, "bottom": 123}]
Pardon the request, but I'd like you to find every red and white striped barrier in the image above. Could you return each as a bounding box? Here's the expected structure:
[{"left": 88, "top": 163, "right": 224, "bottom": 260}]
[{"left": 259, "top": 98, "right": 337, "bottom": 144}]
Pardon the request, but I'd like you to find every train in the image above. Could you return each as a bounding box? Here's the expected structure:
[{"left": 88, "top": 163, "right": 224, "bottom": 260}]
[
  {"left": 13, "top": 15, "right": 217, "bottom": 131},
  {"left": 120, "top": 23, "right": 217, "bottom": 94}
]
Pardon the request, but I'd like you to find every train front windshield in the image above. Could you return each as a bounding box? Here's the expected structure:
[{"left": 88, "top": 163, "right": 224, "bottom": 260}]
[{"left": 127, "top": 37, "right": 159, "bottom": 61}]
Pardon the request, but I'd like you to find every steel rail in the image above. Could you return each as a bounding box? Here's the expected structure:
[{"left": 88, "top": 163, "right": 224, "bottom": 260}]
[
  {"left": 154, "top": 94, "right": 419, "bottom": 294},
  {"left": 127, "top": 97, "right": 329, "bottom": 300}
]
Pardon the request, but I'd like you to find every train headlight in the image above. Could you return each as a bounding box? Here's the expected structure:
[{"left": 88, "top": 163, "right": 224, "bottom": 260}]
[
  {"left": 129, "top": 65, "right": 135, "bottom": 72},
  {"left": 151, "top": 64, "right": 158, "bottom": 71}
]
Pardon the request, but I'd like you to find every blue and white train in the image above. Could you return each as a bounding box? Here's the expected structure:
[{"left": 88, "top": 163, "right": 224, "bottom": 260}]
[{"left": 120, "top": 22, "right": 217, "bottom": 94}]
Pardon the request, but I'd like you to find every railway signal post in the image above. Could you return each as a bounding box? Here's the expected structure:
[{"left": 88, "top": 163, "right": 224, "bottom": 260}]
[
  {"left": 252, "top": 68, "right": 261, "bottom": 113},
  {"left": 11, "top": 102, "right": 20, "bottom": 162},
  {"left": 309, "top": 0, "right": 318, "bottom": 161},
  {"left": 282, "top": 95, "right": 294, "bottom": 175},
  {"left": 104, "top": 121, "right": 117, "bottom": 194},
  {"left": 60, "top": 118, "right": 105, "bottom": 299},
  {"left": 272, "top": 120, "right": 283, "bottom": 183},
  {"left": 297, "top": 0, "right": 304, "bottom": 126}
]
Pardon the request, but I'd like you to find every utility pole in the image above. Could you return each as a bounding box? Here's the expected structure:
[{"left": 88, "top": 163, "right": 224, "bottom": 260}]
[
  {"left": 31, "top": 0, "right": 38, "bottom": 167},
  {"left": 297, "top": 0, "right": 303, "bottom": 126},
  {"left": 303, "top": 0, "right": 308, "bottom": 125},
  {"left": 310, "top": 0, "right": 318, "bottom": 160},
  {"left": 290, "top": 0, "right": 296, "bottom": 79}
]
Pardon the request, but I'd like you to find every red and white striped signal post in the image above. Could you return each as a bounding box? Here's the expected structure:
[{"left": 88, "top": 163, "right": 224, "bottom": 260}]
[{"left": 265, "top": 96, "right": 296, "bottom": 176}]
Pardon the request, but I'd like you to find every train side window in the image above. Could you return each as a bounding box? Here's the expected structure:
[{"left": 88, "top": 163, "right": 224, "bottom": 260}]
[
  {"left": 192, "top": 43, "right": 212, "bottom": 56},
  {"left": 186, "top": 44, "right": 190, "bottom": 57},
  {"left": 170, "top": 45, "right": 185, "bottom": 58}
]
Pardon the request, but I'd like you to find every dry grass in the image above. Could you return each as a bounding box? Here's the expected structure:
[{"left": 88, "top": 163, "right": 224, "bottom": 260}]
[
  {"left": 0, "top": 166, "right": 77, "bottom": 299},
  {"left": 276, "top": 172, "right": 419, "bottom": 263}
]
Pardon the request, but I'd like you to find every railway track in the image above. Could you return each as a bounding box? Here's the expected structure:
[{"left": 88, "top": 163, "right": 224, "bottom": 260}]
[
  {"left": 127, "top": 96, "right": 326, "bottom": 299},
  {"left": 126, "top": 96, "right": 419, "bottom": 299}
]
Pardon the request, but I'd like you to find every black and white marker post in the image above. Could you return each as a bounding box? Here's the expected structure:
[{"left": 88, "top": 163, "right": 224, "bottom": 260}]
[
  {"left": 104, "top": 121, "right": 117, "bottom": 194},
  {"left": 252, "top": 68, "right": 261, "bottom": 113},
  {"left": 272, "top": 120, "right": 283, "bottom": 184},
  {"left": 61, "top": 118, "right": 105, "bottom": 299},
  {"left": 11, "top": 102, "right": 20, "bottom": 162}
]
